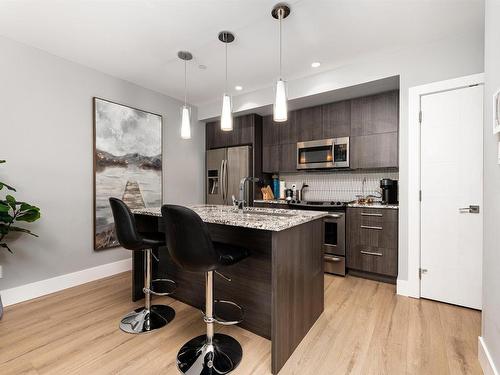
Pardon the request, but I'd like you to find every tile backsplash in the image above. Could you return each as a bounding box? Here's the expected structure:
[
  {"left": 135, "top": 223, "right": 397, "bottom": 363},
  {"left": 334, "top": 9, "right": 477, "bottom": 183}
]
[{"left": 280, "top": 170, "right": 399, "bottom": 202}]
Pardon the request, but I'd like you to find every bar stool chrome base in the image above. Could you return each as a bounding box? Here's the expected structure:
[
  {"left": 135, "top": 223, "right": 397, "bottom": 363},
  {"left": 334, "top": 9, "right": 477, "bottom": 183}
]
[
  {"left": 120, "top": 305, "right": 175, "bottom": 334},
  {"left": 177, "top": 333, "right": 243, "bottom": 374}
]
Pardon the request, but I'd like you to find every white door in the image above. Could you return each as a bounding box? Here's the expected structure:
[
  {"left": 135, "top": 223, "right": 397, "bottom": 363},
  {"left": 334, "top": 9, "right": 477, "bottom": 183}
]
[{"left": 420, "top": 84, "right": 483, "bottom": 309}]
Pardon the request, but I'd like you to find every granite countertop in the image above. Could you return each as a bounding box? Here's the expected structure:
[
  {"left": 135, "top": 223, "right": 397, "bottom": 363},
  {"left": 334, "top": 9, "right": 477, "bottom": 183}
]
[
  {"left": 133, "top": 205, "right": 328, "bottom": 232},
  {"left": 347, "top": 202, "right": 399, "bottom": 209},
  {"left": 253, "top": 199, "right": 289, "bottom": 204}
]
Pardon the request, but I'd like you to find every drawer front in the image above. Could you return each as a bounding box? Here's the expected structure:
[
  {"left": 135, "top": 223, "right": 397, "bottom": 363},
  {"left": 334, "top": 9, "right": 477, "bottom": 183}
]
[
  {"left": 347, "top": 245, "right": 397, "bottom": 277},
  {"left": 349, "top": 218, "right": 398, "bottom": 249},
  {"left": 324, "top": 254, "right": 346, "bottom": 276}
]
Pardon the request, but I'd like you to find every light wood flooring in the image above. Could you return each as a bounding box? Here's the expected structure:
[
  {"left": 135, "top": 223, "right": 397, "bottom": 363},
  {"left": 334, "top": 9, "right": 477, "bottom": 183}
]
[{"left": 0, "top": 272, "right": 482, "bottom": 375}]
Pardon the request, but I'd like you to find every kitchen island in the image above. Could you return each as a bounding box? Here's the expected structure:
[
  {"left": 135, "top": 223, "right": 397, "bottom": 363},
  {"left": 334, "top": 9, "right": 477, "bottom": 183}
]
[{"left": 132, "top": 205, "right": 326, "bottom": 374}]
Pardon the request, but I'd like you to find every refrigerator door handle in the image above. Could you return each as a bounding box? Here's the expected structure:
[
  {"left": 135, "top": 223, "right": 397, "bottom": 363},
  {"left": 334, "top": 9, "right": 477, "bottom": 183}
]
[
  {"left": 220, "top": 159, "right": 225, "bottom": 202},
  {"left": 224, "top": 159, "right": 229, "bottom": 204}
]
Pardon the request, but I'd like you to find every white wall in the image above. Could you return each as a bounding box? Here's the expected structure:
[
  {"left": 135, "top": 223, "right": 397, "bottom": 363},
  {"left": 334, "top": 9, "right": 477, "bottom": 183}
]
[
  {"left": 481, "top": 0, "right": 500, "bottom": 371},
  {"left": 198, "top": 33, "right": 484, "bottom": 281},
  {"left": 0, "top": 36, "right": 205, "bottom": 290}
]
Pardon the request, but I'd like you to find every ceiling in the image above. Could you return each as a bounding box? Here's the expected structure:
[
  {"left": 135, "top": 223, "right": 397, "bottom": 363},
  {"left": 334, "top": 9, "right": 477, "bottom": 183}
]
[{"left": 0, "top": 0, "right": 484, "bottom": 106}]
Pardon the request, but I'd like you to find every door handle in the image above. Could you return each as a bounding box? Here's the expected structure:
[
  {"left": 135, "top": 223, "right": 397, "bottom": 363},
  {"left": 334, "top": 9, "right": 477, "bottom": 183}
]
[
  {"left": 360, "top": 225, "right": 383, "bottom": 230},
  {"left": 361, "top": 212, "right": 383, "bottom": 217},
  {"left": 361, "top": 250, "right": 383, "bottom": 257},
  {"left": 459, "top": 205, "right": 480, "bottom": 214},
  {"left": 224, "top": 160, "right": 229, "bottom": 204},
  {"left": 220, "top": 160, "right": 225, "bottom": 202}
]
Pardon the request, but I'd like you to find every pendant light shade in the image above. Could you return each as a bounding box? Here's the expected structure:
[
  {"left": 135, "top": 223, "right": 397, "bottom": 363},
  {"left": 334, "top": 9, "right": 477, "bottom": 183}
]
[
  {"left": 180, "top": 105, "right": 191, "bottom": 139},
  {"left": 178, "top": 51, "right": 193, "bottom": 139},
  {"left": 274, "top": 79, "right": 287, "bottom": 122},
  {"left": 218, "top": 31, "right": 235, "bottom": 132},
  {"left": 221, "top": 94, "right": 233, "bottom": 131},
  {"left": 272, "top": 3, "right": 291, "bottom": 123}
]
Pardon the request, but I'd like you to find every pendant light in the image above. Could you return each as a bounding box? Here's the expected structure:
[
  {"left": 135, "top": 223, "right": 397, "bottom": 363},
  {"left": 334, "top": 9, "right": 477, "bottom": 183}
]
[
  {"left": 178, "top": 51, "right": 193, "bottom": 139},
  {"left": 219, "top": 31, "right": 235, "bottom": 131},
  {"left": 272, "top": 3, "right": 291, "bottom": 122}
]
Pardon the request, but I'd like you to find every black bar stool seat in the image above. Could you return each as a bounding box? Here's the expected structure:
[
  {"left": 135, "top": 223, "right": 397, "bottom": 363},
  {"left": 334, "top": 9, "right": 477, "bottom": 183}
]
[
  {"left": 109, "top": 198, "right": 176, "bottom": 334},
  {"left": 214, "top": 242, "right": 249, "bottom": 265},
  {"left": 162, "top": 204, "right": 249, "bottom": 375}
]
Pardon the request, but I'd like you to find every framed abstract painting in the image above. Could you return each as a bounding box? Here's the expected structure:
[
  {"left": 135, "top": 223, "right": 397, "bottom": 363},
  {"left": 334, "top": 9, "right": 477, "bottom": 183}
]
[
  {"left": 93, "top": 98, "right": 163, "bottom": 250},
  {"left": 494, "top": 88, "right": 500, "bottom": 134}
]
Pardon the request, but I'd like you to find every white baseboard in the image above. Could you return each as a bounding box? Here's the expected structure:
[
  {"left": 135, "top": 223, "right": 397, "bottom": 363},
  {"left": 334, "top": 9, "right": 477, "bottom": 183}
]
[
  {"left": 396, "top": 278, "right": 410, "bottom": 296},
  {"left": 479, "top": 336, "right": 499, "bottom": 375},
  {"left": 0, "top": 258, "right": 132, "bottom": 307},
  {"left": 396, "top": 278, "right": 420, "bottom": 298}
]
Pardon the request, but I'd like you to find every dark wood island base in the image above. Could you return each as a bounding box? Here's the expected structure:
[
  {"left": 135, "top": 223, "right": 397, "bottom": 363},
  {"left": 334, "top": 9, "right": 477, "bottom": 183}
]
[{"left": 133, "top": 212, "right": 324, "bottom": 374}]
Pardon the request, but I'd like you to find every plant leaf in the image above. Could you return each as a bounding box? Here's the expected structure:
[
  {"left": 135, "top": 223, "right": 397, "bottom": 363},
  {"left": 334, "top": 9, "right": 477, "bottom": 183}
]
[
  {"left": 0, "top": 213, "right": 14, "bottom": 223},
  {"left": 0, "top": 243, "right": 13, "bottom": 253},
  {"left": 16, "top": 210, "right": 41, "bottom": 222},
  {"left": 8, "top": 226, "right": 38, "bottom": 237},
  {"left": 0, "top": 202, "right": 10, "bottom": 212},
  {"left": 5, "top": 195, "right": 16, "bottom": 209},
  {"left": 0, "top": 182, "right": 16, "bottom": 191}
]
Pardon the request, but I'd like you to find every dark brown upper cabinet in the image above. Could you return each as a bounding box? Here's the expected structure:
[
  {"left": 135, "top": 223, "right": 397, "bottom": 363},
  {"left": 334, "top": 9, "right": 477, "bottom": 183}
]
[
  {"left": 279, "top": 143, "right": 297, "bottom": 173},
  {"left": 206, "top": 114, "right": 261, "bottom": 149},
  {"left": 350, "top": 132, "right": 398, "bottom": 169},
  {"left": 262, "top": 116, "right": 281, "bottom": 146},
  {"left": 321, "top": 100, "right": 351, "bottom": 138},
  {"left": 262, "top": 144, "right": 280, "bottom": 173},
  {"left": 296, "top": 106, "right": 323, "bottom": 142},
  {"left": 279, "top": 112, "right": 297, "bottom": 145},
  {"left": 350, "top": 91, "right": 399, "bottom": 136}
]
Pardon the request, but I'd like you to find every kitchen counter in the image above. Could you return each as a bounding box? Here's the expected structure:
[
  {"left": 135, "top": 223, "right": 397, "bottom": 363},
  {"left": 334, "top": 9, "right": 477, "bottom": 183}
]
[
  {"left": 132, "top": 206, "right": 325, "bottom": 374},
  {"left": 133, "top": 204, "right": 327, "bottom": 232},
  {"left": 253, "top": 199, "right": 288, "bottom": 205},
  {"left": 347, "top": 203, "right": 399, "bottom": 209}
]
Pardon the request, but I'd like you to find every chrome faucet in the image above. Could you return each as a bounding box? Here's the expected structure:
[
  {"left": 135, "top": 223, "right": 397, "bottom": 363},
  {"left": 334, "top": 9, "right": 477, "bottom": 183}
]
[{"left": 236, "top": 177, "right": 260, "bottom": 210}]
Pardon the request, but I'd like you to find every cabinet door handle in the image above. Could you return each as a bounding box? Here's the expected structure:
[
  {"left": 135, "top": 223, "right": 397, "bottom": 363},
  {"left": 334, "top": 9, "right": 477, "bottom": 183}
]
[
  {"left": 360, "top": 225, "right": 383, "bottom": 230},
  {"left": 361, "top": 212, "right": 383, "bottom": 217},
  {"left": 361, "top": 250, "right": 383, "bottom": 257}
]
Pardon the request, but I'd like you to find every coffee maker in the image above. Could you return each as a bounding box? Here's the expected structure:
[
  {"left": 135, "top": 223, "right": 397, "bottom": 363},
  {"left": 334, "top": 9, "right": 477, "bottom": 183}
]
[{"left": 380, "top": 179, "right": 398, "bottom": 205}]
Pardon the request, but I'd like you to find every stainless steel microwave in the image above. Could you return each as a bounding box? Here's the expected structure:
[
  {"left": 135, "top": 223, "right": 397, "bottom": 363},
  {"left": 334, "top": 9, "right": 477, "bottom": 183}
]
[{"left": 296, "top": 137, "right": 350, "bottom": 170}]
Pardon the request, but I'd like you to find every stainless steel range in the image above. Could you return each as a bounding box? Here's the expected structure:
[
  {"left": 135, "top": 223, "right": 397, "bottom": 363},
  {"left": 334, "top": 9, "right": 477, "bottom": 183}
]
[{"left": 288, "top": 200, "right": 347, "bottom": 276}]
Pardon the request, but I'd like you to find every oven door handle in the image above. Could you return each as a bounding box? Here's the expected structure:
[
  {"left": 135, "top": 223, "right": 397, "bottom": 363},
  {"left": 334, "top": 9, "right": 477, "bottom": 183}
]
[{"left": 324, "top": 255, "right": 342, "bottom": 262}]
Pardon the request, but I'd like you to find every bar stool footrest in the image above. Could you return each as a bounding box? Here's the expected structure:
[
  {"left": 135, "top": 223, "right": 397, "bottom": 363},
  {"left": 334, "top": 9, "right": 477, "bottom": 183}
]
[
  {"left": 150, "top": 278, "right": 176, "bottom": 296},
  {"left": 204, "top": 299, "right": 244, "bottom": 326}
]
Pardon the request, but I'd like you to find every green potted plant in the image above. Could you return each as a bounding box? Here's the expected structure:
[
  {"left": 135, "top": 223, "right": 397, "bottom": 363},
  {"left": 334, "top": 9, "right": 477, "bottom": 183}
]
[{"left": 0, "top": 160, "right": 41, "bottom": 318}]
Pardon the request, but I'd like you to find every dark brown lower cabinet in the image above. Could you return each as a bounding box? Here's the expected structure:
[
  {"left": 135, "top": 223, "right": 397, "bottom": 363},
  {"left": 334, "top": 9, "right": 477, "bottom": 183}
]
[{"left": 347, "top": 207, "right": 398, "bottom": 283}]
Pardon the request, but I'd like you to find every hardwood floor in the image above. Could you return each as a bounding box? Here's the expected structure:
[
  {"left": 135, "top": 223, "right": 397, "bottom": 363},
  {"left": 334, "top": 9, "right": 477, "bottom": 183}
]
[{"left": 0, "top": 272, "right": 482, "bottom": 375}]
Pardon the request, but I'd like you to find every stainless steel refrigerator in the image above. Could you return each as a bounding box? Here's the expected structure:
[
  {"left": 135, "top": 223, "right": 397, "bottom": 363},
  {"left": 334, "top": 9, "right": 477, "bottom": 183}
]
[{"left": 206, "top": 145, "right": 253, "bottom": 206}]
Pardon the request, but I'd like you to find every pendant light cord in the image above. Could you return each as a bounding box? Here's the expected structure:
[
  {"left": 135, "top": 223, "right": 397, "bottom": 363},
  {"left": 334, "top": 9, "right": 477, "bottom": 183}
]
[
  {"left": 184, "top": 59, "right": 187, "bottom": 106},
  {"left": 225, "top": 36, "right": 228, "bottom": 94},
  {"left": 279, "top": 9, "right": 283, "bottom": 79}
]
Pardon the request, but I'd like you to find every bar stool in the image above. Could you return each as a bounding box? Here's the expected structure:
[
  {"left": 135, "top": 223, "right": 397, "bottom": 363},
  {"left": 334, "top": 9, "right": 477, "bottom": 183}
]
[
  {"left": 109, "top": 198, "right": 176, "bottom": 334},
  {"left": 162, "top": 204, "right": 249, "bottom": 374}
]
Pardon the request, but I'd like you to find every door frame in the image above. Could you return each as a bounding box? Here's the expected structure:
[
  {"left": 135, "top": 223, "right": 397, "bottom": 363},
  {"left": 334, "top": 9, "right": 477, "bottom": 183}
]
[{"left": 404, "top": 73, "right": 484, "bottom": 298}]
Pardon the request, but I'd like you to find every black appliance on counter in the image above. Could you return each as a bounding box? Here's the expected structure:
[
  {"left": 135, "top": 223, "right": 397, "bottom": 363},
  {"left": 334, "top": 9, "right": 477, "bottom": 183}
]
[
  {"left": 380, "top": 179, "right": 398, "bottom": 205},
  {"left": 288, "top": 200, "right": 347, "bottom": 276}
]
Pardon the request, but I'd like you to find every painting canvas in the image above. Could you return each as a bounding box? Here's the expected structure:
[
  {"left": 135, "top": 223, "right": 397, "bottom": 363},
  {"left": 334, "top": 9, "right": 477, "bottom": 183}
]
[
  {"left": 494, "top": 89, "right": 500, "bottom": 134},
  {"left": 93, "top": 98, "right": 162, "bottom": 250}
]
